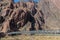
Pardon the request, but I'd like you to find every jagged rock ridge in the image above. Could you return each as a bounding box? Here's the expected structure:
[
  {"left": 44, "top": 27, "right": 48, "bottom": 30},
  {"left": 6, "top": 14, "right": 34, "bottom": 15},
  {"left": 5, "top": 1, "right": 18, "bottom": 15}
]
[{"left": 0, "top": 0, "right": 44, "bottom": 33}]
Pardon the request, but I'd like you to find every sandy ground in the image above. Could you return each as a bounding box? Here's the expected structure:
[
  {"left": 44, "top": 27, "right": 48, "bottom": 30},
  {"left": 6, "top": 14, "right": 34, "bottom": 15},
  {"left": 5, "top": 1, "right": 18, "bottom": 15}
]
[{"left": 1, "top": 35, "right": 60, "bottom": 40}]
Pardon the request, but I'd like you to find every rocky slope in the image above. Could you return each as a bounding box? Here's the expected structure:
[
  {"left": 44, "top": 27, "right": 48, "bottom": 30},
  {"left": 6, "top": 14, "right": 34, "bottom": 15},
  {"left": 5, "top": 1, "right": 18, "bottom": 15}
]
[
  {"left": 0, "top": 0, "right": 60, "bottom": 34},
  {"left": 0, "top": 0, "right": 45, "bottom": 33},
  {"left": 40, "top": 0, "right": 60, "bottom": 30}
]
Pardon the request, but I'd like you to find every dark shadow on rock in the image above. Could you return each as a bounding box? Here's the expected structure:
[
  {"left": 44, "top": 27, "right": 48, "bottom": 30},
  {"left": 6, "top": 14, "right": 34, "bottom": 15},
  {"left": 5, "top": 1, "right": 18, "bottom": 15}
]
[
  {"left": 40, "top": 10, "right": 45, "bottom": 24},
  {"left": 32, "top": 7, "right": 37, "bottom": 16},
  {"left": 37, "top": 20, "right": 43, "bottom": 30},
  {"left": 10, "top": 3, "right": 14, "bottom": 9},
  {"left": 37, "top": 10, "right": 45, "bottom": 30},
  {"left": 27, "top": 11, "right": 36, "bottom": 31},
  {"left": 9, "top": 19, "right": 19, "bottom": 31},
  {"left": 5, "top": 9, "right": 10, "bottom": 17},
  {"left": 0, "top": 16, "right": 5, "bottom": 24},
  {"left": 0, "top": 32, "right": 6, "bottom": 38}
]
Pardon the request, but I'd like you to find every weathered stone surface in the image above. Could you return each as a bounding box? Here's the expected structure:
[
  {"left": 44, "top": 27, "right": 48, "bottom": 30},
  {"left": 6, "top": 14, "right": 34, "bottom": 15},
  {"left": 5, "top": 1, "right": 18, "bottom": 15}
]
[
  {"left": 1, "top": 0, "right": 60, "bottom": 34},
  {"left": 0, "top": 0, "right": 44, "bottom": 33}
]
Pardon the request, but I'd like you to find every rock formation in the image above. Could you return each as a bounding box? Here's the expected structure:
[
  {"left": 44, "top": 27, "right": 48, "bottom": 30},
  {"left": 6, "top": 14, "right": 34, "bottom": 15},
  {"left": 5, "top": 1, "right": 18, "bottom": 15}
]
[
  {"left": 40, "top": 0, "right": 60, "bottom": 30},
  {"left": 0, "top": 0, "right": 60, "bottom": 36},
  {"left": 0, "top": 0, "right": 44, "bottom": 33}
]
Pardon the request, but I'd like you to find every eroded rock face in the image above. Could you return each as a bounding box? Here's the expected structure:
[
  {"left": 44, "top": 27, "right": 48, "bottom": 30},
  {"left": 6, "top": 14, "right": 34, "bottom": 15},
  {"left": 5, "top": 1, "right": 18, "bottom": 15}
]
[
  {"left": 1, "top": 0, "right": 60, "bottom": 33},
  {"left": 0, "top": 0, "right": 44, "bottom": 33}
]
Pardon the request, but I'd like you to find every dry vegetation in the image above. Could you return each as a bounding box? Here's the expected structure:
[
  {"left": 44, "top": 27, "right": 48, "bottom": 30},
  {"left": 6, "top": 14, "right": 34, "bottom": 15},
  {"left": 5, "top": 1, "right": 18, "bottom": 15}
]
[{"left": 1, "top": 35, "right": 60, "bottom": 40}]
